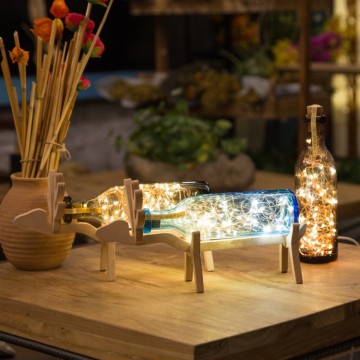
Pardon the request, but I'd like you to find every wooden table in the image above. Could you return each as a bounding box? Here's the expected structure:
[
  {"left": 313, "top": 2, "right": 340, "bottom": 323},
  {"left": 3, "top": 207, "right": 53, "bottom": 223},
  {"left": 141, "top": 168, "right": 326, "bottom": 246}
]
[
  {"left": 1, "top": 170, "right": 360, "bottom": 358},
  {"left": 0, "top": 242, "right": 360, "bottom": 359}
]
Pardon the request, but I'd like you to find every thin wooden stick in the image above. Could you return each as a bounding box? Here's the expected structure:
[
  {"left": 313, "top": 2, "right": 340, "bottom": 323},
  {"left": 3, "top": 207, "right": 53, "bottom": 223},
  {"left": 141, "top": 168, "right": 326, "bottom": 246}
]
[
  {"left": 27, "top": 96, "right": 43, "bottom": 176},
  {"left": 2, "top": 2, "right": 114, "bottom": 178},
  {"left": 30, "top": 141, "right": 42, "bottom": 178},
  {"left": 48, "top": 74, "right": 65, "bottom": 172},
  {"left": 0, "top": 37, "right": 23, "bottom": 158},
  {"left": 13, "top": 31, "right": 27, "bottom": 158},
  {"left": 74, "top": 0, "right": 114, "bottom": 86},
  {"left": 24, "top": 82, "right": 36, "bottom": 177},
  {"left": 35, "top": 36, "right": 42, "bottom": 97},
  {"left": 26, "top": 21, "right": 56, "bottom": 177},
  {"left": 37, "top": 0, "right": 114, "bottom": 177},
  {"left": 39, "top": 20, "right": 57, "bottom": 100}
]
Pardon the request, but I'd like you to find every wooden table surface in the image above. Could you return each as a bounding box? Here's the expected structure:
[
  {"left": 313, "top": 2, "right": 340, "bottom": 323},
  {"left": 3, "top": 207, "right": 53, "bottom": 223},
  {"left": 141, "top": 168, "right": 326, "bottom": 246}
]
[
  {"left": 1, "top": 170, "right": 360, "bottom": 358},
  {"left": 0, "top": 242, "right": 360, "bottom": 359}
]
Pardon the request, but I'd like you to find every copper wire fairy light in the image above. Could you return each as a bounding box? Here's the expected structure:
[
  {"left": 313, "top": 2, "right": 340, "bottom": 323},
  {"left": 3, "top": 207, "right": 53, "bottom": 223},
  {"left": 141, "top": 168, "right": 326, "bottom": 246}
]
[
  {"left": 144, "top": 190, "right": 299, "bottom": 242},
  {"left": 295, "top": 105, "right": 338, "bottom": 263},
  {"left": 63, "top": 181, "right": 210, "bottom": 224}
]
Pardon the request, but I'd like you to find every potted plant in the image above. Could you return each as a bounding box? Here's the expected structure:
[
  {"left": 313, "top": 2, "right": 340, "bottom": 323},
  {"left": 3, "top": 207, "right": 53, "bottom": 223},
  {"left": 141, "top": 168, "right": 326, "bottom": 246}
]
[
  {"left": 0, "top": 0, "right": 113, "bottom": 270},
  {"left": 122, "top": 100, "right": 256, "bottom": 192}
]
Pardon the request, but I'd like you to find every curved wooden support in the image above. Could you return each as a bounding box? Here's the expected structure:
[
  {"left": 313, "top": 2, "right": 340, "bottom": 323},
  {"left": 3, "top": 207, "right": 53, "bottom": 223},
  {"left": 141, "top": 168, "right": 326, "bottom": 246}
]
[
  {"left": 48, "top": 170, "right": 67, "bottom": 233},
  {"left": 123, "top": 177, "right": 305, "bottom": 291},
  {"left": 95, "top": 220, "right": 133, "bottom": 245},
  {"left": 13, "top": 172, "right": 140, "bottom": 282},
  {"left": 14, "top": 208, "right": 52, "bottom": 234},
  {"left": 142, "top": 232, "right": 190, "bottom": 252}
]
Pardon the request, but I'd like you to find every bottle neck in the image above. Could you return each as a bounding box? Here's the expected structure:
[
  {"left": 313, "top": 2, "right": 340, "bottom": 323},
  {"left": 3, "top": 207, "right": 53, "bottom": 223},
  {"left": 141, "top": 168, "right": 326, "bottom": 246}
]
[
  {"left": 304, "top": 122, "right": 326, "bottom": 148},
  {"left": 63, "top": 196, "right": 103, "bottom": 223}
]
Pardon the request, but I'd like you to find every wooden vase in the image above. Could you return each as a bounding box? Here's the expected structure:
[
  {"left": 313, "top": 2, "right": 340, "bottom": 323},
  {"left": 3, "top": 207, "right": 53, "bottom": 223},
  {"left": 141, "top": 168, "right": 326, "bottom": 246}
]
[{"left": 0, "top": 173, "right": 75, "bottom": 270}]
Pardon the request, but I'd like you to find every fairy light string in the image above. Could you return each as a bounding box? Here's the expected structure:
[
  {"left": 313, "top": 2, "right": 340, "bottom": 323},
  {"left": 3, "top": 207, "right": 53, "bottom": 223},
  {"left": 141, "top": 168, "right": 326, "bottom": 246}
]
[
  {"left": 144, "top": 190, "right": 298, "bottom": 242},
  {"left": 64, "top": 182, "right": 209, "bottom": 224},
  {"left": 295, "top": 105, "right": 338, "bottom": 259}
]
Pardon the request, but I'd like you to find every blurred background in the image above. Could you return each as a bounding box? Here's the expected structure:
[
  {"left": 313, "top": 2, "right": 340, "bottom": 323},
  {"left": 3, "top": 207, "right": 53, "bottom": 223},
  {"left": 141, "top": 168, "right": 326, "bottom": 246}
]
[{"left": 1, "top": 0, "right": 360, "bottom": 183}]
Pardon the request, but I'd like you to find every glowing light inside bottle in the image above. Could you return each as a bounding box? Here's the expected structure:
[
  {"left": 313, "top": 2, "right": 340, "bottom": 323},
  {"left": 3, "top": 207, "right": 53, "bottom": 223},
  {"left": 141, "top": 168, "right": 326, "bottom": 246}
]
[
  {"left": 295, "top": 161, "right": 337, "bottom": 258},
  {"left": 144, "top": 190, "right": 299, "bottom": 242},
  {"left": 66, "top": 182, "right": 209, "bottom": 224}
]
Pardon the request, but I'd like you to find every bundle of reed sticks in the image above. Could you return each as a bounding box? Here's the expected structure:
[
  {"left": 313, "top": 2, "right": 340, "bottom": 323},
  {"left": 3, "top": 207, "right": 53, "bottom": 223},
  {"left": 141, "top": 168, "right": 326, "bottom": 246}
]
[{"left": 0, "top": 0, "right": 113, "bottom": 178}]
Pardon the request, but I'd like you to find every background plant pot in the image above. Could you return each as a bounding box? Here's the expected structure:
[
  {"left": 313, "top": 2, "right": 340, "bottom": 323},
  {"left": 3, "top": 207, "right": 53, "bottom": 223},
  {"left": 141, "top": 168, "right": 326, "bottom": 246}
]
[
  {"left": 0, "top": 173, "right": 74, "bottom": 271},
  {"left": 125, "top": 153, "right": 256, "bottom": 192}
]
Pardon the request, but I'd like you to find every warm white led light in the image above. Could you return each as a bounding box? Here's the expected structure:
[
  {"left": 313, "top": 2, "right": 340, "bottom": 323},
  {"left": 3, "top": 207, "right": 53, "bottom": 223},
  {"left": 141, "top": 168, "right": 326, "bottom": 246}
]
[
  {"left": 144, "top": 190, "right": 299, "bottom": 242},
  {"left": 296, "top": 161, "right": 337, "bottom": 258},
  {"left": 64, "top": 182, "right": 209, "bottom": 224}
]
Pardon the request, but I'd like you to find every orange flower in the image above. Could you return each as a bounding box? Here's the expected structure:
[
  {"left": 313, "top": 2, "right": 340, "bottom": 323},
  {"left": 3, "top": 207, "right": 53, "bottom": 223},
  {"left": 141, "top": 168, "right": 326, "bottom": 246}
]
[
  {"left": 9, "top": 46, "right": 29, "bottom": 65},
  {"left": 31, "top": 17, "right": 52, "bottom": 42},
  {"left": 50, "top": 0, "right": 69, "bottom": 19},
  {"left": 31, "top": 17, "right": 63, "bottom": 42}
]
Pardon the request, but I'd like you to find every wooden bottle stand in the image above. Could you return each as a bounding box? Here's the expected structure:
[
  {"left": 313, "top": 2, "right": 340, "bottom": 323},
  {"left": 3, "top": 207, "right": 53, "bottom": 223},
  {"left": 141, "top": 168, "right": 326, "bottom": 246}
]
[{"left": 14, "top": 172, "right": 304, "bottom": 292}]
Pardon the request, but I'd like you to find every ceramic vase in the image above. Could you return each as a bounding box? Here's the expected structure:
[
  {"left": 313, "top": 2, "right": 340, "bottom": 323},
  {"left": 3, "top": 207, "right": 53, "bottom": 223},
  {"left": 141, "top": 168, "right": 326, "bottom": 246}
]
[{"left": 0, "top": 173, "right": 74, "bottom": 270}]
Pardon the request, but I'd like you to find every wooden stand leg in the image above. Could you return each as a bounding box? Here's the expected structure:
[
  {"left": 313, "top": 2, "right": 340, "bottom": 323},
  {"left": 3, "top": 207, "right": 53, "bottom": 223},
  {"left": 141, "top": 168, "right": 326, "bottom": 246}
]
[
  {"left": 203, "top": 251, "right": 214, "bottom": 272},
  {"left": 100, "top": 242, "right": 107, "bottom": 271},
  {"left": 100, "top": 242, "right": 116, "bottom": 281},
  {"left": 279, "top": 244, "right": 289, "bottom": 273},
  {"left": 191, "top": 231, "right": 204, "bottom": 293},
  {"left": 184, "top": 252, "right": 193, "bottom": 282},
  {"left": 289, "top": 223, "right": 303, "bottom": 284},
  {"left": 106, "top": 242, "right": 116, "bottom": 282}
]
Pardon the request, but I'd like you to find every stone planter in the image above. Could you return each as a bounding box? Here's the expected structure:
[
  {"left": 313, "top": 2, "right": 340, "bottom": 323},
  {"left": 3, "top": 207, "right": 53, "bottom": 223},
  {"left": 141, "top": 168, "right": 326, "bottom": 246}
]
[{"left": 125, "top": 153, "right": 256, "bottom": 192}]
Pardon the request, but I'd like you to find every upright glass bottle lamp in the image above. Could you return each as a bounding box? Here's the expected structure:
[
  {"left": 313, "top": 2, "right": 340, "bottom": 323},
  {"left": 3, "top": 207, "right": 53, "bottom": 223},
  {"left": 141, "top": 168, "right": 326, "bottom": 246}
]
[{"left": 295, "top": 104, "right": 338, "bottom": 263}]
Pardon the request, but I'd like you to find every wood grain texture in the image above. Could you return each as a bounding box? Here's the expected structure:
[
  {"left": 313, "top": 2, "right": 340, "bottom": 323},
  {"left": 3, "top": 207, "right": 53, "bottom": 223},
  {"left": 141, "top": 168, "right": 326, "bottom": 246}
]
[{"left": 0, "top": 243, "right": 360, "bottom": 359}]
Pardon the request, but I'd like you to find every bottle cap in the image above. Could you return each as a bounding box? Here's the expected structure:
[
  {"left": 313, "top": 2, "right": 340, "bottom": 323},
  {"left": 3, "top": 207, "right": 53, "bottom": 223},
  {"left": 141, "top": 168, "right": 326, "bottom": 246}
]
[
  {"left": 304, "top": 104, "right": 327, "bottom": 122},
  {"left": 307, "top": 104, "right": 323, "bottom": 116}
]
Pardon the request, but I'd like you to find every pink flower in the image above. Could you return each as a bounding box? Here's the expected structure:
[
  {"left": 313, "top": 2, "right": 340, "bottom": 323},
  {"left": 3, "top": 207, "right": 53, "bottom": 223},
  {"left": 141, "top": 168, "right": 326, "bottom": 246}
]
[
  {"left": 85, "top": 19, "right": 95, "bottom": 33},
  {"left": 77, "top": 76, "right": 91, "bottom": 91},
  {"left": 82, "top": 33, "right": 105, "bottom": 57},
  {"left": 310, "top": 32, "right": 343, "bottom": 62},
  {"left": 87, "top": 0, "right": 108, "bottom": 7},
  {"left": 65, "top": 13, "right": 95, "bottom": 32}
]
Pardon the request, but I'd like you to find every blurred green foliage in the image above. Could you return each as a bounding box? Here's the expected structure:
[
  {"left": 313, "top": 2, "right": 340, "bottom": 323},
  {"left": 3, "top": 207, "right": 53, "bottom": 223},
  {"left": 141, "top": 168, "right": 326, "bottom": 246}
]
[{"left": 123, "top": 100, "right": 247, "bottom": 169}]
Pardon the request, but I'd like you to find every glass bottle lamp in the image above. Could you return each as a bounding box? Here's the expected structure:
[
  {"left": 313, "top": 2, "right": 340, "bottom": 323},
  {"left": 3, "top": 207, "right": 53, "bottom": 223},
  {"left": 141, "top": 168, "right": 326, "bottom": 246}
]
[
  {"left": 295, "top": 104, "right": 338, "bottom": 263},
  {"left": 63, "top": 181, "right": 210, "bottom": 224},
  {"left": 143, "top": 189, "right": 299, "bottom": 242}
]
